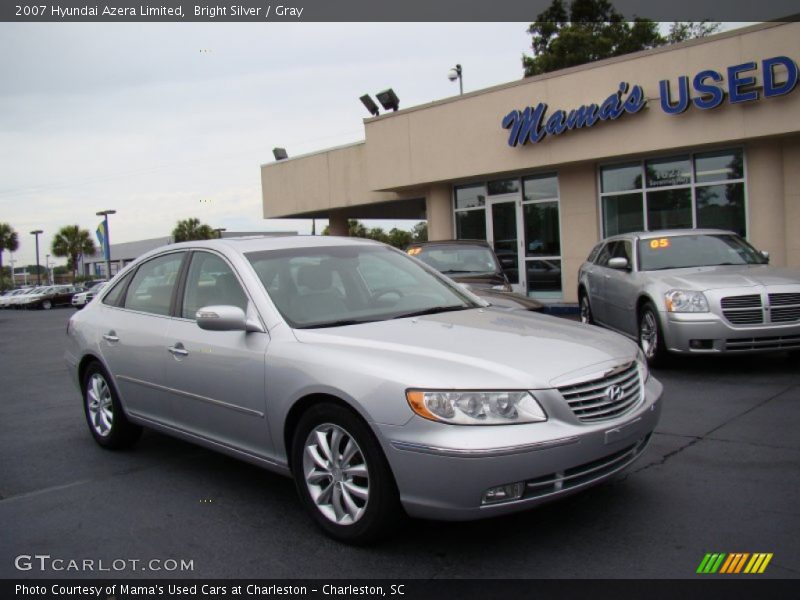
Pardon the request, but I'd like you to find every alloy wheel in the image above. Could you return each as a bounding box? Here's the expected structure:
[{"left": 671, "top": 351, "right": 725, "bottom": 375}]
[
  {"left": 86, "top": 373, "right": 113, "bottom": 437},
  {"left": 640, "top": 311, "right": 658, "bottom": 359},
  {"left": 302, "top": 423, "right": 370, "bottom": 525},
  {"left": 580, "top": 296, "right": 592, "bottom": 324}
]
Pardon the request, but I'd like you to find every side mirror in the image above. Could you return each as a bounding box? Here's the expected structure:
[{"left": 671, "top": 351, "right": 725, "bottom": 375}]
[
  {"left": 760, "top": 250, "right": 770, "bottom": 263},
  {"left": 607, "top": 257, "right": 629, "bottom": 270},
  {"left": 196, "top": 305, "right": 264, "bottom": 333}
]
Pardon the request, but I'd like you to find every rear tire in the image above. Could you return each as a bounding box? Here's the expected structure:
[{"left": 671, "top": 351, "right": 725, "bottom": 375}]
[
  {"left": 639, "top": 302, "right": 667, "bottom": 367},
  {"left": 291, "top": 403, "right": 402, "bottom": 544},
  {"left": 42, "top": 300, "right": 52, "bottom": 310},
  {"left": 82, "top": 362, "right": 142, "bottom": 449}
]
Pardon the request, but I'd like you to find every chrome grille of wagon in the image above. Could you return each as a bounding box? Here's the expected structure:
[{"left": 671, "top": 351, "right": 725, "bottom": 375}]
[
  {"left": 557, "top": 362, "right": 641, "bottom": 423},
  {"left": 721, "top": 294, "right": 764, "bottom": 325},
  {"left": 768, "top": 293, "right": 800, "bottom": 323}
]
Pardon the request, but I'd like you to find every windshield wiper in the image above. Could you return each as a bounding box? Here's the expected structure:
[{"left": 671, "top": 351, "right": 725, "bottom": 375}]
[
  {"left": 440, "top": 269, "right": 475, "bottom": 274},
  {"left": 296, "top": 318, "right": 377, "bottom": 329},
  {"left": 391, "top": 305, "right": 471, "bottom": 320}
]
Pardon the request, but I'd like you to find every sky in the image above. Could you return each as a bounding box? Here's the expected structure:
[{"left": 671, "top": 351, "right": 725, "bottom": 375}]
[{"left": 0, "top": 21, "right": 750, "bottom": 267}]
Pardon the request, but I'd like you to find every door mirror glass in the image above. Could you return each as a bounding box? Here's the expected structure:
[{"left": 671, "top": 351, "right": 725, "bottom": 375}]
[{"left": 607, "top": 257, "right": 629, "bottom": 270}]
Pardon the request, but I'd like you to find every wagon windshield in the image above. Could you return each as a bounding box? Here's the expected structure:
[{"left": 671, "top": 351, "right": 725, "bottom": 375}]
[
  {"left": 247, "top": 245, "right": 479, "bottom": 328},
  {"left": 638, "top": 234, "right": 768, "bottom": 271}
]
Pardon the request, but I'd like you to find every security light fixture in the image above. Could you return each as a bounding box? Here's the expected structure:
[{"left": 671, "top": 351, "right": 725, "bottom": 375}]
[
  {"left": 359, "top": 94, "right": 380, "bottom": 117},
  {"left": 376, "top": 88, "right": 400, "bottom": 112},
  {"left": 273, "top": 147, "right": 288, "bottom": 161},
  {"left": 448, "top": 64, "right": 463, "bottom": 95}
]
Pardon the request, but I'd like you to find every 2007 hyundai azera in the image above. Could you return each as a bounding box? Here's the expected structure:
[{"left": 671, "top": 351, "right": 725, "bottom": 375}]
[{"left": 66, "top": 236, "right": 662, "bottom": 542}]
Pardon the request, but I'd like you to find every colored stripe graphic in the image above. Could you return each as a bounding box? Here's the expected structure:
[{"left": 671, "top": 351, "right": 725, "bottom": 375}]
[
  {"left": 744, "top": 553, "right": 774, "bottom": 574},
  {"left": 733, "top": 553, "right": 750, "bottom": 573},
  {"left": 697, "top": 554, "right": 713, "bottom": 573},
  {"left": 699, "top": 552, "right": 773, "bottom": 574}
]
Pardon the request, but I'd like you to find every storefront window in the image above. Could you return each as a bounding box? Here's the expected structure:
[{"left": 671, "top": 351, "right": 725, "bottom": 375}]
[
  {"left": 487, "top": 178, "right": 520, "bottom": 196},
  {"left": 600, "top": 148, "right": 746, "bottom": 238},
  {"left": 455, "top": 209, "right": 486, "bottom": 240},
  {"left": 454, "top": 184, "right": 485, "bottom": 209},
  {"left": 523, "top": 201, "right": 560, "bottom": 256},
  {"left": 523, "top": 173, "right": 559, "bottom": 202}
]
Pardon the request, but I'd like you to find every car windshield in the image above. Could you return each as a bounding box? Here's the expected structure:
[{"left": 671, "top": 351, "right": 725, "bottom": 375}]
[
  {"left": 247, "top": 245, "right": 479, "bottom": 328},
  {"left": 410, "top": 244, "right": 500, "bottom": 275},
  {"left": 638, "top": 234, "right": 768, "bottom": 271}
]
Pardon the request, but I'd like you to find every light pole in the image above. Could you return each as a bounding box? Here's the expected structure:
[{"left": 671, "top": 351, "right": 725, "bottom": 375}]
[
  {"left": 96, "top": 210, "right": 116, "bottom": 279},
  {"left": 46, "top": 254, "right": 51, "bottom": 285},
  {"left": 30, "top": 230, "right": 43, "bottom": 286},
  {"left": 9, "top": 253, "right": 16, "bottom": 288},
  {"left": 448, "top": 64, "right": 463, "bottom": 95}
]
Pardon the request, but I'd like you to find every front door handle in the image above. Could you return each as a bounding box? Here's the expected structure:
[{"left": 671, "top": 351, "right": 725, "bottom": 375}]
[
  {"left": 167, "top": 343, "right": 189, "bottom": 357},
  {"left": 103, "top": 331, "right": 119, "bottom": 343}
]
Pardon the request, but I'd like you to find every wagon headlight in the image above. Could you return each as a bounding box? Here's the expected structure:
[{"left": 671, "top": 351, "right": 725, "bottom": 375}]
[
  {"left": 664, "top": 289, "right": 709, "bottom": 313},
  {"left": 406, "top": 390, "right": 547, "bottom": 425}
]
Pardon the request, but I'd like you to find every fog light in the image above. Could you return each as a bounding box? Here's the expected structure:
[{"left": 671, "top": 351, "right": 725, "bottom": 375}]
[
  {"left": 689, "top": 339, "right": 713, "bottom": 349},
  {"left": 482, "top": 482, "right": 525, "bottom": 505}
]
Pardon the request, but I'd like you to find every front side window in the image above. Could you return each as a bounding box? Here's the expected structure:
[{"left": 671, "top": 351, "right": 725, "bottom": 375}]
[
  {"left": 247, "top": 245, "right": 477, "bottom": 328},
  {"left": 181, "top": 252, "right": 248, "bottom": 319},
  {"left": 123, "top": 253, "right": 185, "bottom": 316},
  {"left": 600, "top": 149, "right": 746, "bottom": 238},
  {"left": 637, "top": 234, "right": 767, "bottom": 271}
]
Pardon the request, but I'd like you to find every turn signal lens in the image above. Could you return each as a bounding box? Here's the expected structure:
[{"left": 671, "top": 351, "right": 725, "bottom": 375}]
[{"left": 406, "top": 390, "right": 546, "bottom": 425}]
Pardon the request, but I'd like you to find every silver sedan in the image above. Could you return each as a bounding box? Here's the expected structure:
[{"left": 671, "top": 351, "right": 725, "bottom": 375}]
[
  {"left": 578, "top": 229, "right": 800, "bottom": 365},
  {"left": 66, "top": 236, "right": 661, "bottom": 543}
]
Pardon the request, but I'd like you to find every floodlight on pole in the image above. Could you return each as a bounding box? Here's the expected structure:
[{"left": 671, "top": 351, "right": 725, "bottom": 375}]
[
  {"left": 375, "top": 88, "right": 400, "bottom": 112},
  {"left": 448, "top": 64, "right": 463, "bottom": 95},
  {"left": 273, "top": 147, "right": 288, "bottom": 161},
  {"left": 359, "top": 94, "right": 380, "bottom": 117}
]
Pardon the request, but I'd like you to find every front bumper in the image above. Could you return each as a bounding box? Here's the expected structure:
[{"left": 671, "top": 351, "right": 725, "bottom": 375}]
[
  {"left": 376, "top": 376, "right": 662, "bottom": 520},
  {"left": 663, "top": 311, "right": 800, "bottom": 354}
]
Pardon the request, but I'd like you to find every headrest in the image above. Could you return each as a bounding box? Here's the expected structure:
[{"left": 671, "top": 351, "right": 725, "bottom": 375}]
[{"left": 297, "top": 264, "right": 333, "bottom": 291}]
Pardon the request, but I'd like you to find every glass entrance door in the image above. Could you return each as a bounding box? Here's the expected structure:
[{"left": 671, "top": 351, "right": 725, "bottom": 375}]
[{"left": 488, "top": 198, "right": 523, "bottom": 288}]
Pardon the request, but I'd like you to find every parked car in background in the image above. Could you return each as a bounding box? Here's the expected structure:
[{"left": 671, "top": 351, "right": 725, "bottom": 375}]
[
  {"left": 72, "top": 282, "right": 107, "bottom": 309},
  {"left": 66, "top": 236, "right": 661, "bottom": 543},
  {"left": 578, "top": 229, "right": 800, "bottom": 365},
  {"left": 8, "top": 286, "right": 49, "bottom": 308},
  {"left": 406, "top": 240, "right": 543, "bottom": 312},
  {"left": 18, "top": 285, "right": 80, "bottom": 309},
  {"left": 0, "top": 288, "right": 30, "bottom": 308}
]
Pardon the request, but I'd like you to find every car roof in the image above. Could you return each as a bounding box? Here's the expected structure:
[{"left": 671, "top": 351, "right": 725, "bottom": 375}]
[
  {"left": 407, "top": 239, "right": 491, "bottom": 248},
  {"left": 602, "top": 229, "right": 736, "bottom": 243}
]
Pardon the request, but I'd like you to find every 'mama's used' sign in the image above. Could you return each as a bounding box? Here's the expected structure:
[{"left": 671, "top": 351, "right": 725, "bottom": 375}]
[{"left": 502, "top": 56, "right": 798, "bottom": 148}]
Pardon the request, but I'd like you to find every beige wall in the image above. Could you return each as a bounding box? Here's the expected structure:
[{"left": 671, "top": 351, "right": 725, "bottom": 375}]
[
  {"left": 783, "top": 136, "right": 800, "bottom": 268},
  {"left": 559, "top": 163, "right": 600, "bottom": 303}
]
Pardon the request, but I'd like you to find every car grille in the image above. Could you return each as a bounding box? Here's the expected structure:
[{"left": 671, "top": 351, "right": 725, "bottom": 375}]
[
  {"left": 768, "top": 293, "right": 800, "bottom": 323},
  {"left": 522, "top": 435, "right": 651, "bottom": 500},
  {"left": 769, "top": 293, "right": 800, "bottom": 306},
  {"left": 557, "top": 362, "right": 641, "bottom": 423},
  {"left": 725, "top": 335, "right": 800, "bottom": 351},
  {"left": 721, "top": 294, "right": 764, "bottom": 325}
]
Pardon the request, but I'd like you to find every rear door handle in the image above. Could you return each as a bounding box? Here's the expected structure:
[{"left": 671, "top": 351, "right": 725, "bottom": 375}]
[
  {"left": 103, "top": 331, "right": 119, "bottom": 343},
  {"left": 167, "top": 343, "right": 189, "bottom": 357}
]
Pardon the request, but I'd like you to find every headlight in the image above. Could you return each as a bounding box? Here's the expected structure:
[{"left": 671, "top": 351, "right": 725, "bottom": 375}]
[
  {"left": 636, "top": 348, "right": 650, "bottom": 382},
  {"left": 406, "top": 390, "right": 547, "bottom": 425},
  {"left": 664, "top": 289, "right": 709, "bottom": 313}
]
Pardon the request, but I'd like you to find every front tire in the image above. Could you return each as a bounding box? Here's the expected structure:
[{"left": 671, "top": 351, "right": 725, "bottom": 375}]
[
  {"left": 42, "top": 299, "right": 52, "bottom": 310},
  {"left": 579, "top": 292, "right": 593, "bottom": 325},
  {"left": 639, "top": 302, "right": 667, "bottom": 367},
  {"left": 82, "top": 362, "right": 142, "bottom": 449},
  {"left": 291, "top": 403, "right": 401, "bottom": 544}
]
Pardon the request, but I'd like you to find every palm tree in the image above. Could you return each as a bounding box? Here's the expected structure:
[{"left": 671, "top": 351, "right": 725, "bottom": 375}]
[
  {"left": 172, "top": 218, "right": 215, "bottom": 242},
  {"left": 51, "top": 225, "right": 96, "bottom": 282},
  {"left": 0, "top": 222, "right": 19, "bottom": 289}
]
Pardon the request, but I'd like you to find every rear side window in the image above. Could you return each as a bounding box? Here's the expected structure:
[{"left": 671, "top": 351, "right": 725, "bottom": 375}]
[
  {"left": 123, "top": 253, "right": 185, "bottom": 316},
  {"left": 102, "top": 272, "right": 133, "bottom": 307}
]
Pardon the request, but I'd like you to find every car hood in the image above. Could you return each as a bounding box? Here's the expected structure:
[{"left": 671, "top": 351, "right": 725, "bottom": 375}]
[
  {"left": 649, "top": 265, "right": 800, "bottom": 291},
  {"left": 292, "top": 309, "right": 637, "bottom": 389}
]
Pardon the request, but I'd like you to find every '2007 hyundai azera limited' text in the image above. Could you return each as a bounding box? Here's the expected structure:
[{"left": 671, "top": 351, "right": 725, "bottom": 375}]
[{"left": 65, "top": 236, "right": 662, "bottom": 543}]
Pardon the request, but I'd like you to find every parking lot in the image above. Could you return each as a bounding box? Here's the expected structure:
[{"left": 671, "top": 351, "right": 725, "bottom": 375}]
[{"left": 1, "top": 308, "right": 798, "bottom": 579}]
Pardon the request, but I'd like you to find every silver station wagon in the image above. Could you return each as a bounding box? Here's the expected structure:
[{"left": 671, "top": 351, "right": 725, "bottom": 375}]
[
  {"left": 578, "top": 229, "right": 800, "bottom": 365},
  {"left": 66, "top": 236, "right": 662, "bottom": 543}
]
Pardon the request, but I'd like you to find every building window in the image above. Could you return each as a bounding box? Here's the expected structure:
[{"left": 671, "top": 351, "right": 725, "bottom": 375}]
[
  {"left": 600, "top": 148, "right": 746, "bottom": 238},
  {"left": 452, "top": 173, "right": 562, "bottom": 299},
  {"left": 454, "top": 184, "right": 487, "bottom": 240}
]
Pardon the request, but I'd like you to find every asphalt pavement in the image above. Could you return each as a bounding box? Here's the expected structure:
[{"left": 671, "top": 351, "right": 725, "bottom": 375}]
[{"left": 1, "top": 308, "right": 798, "bottom": 579}]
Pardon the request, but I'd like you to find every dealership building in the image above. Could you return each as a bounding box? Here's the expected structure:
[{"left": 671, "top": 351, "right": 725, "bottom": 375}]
[{"left": 261, "top": 21, "right": 800, "bottom": 304}]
